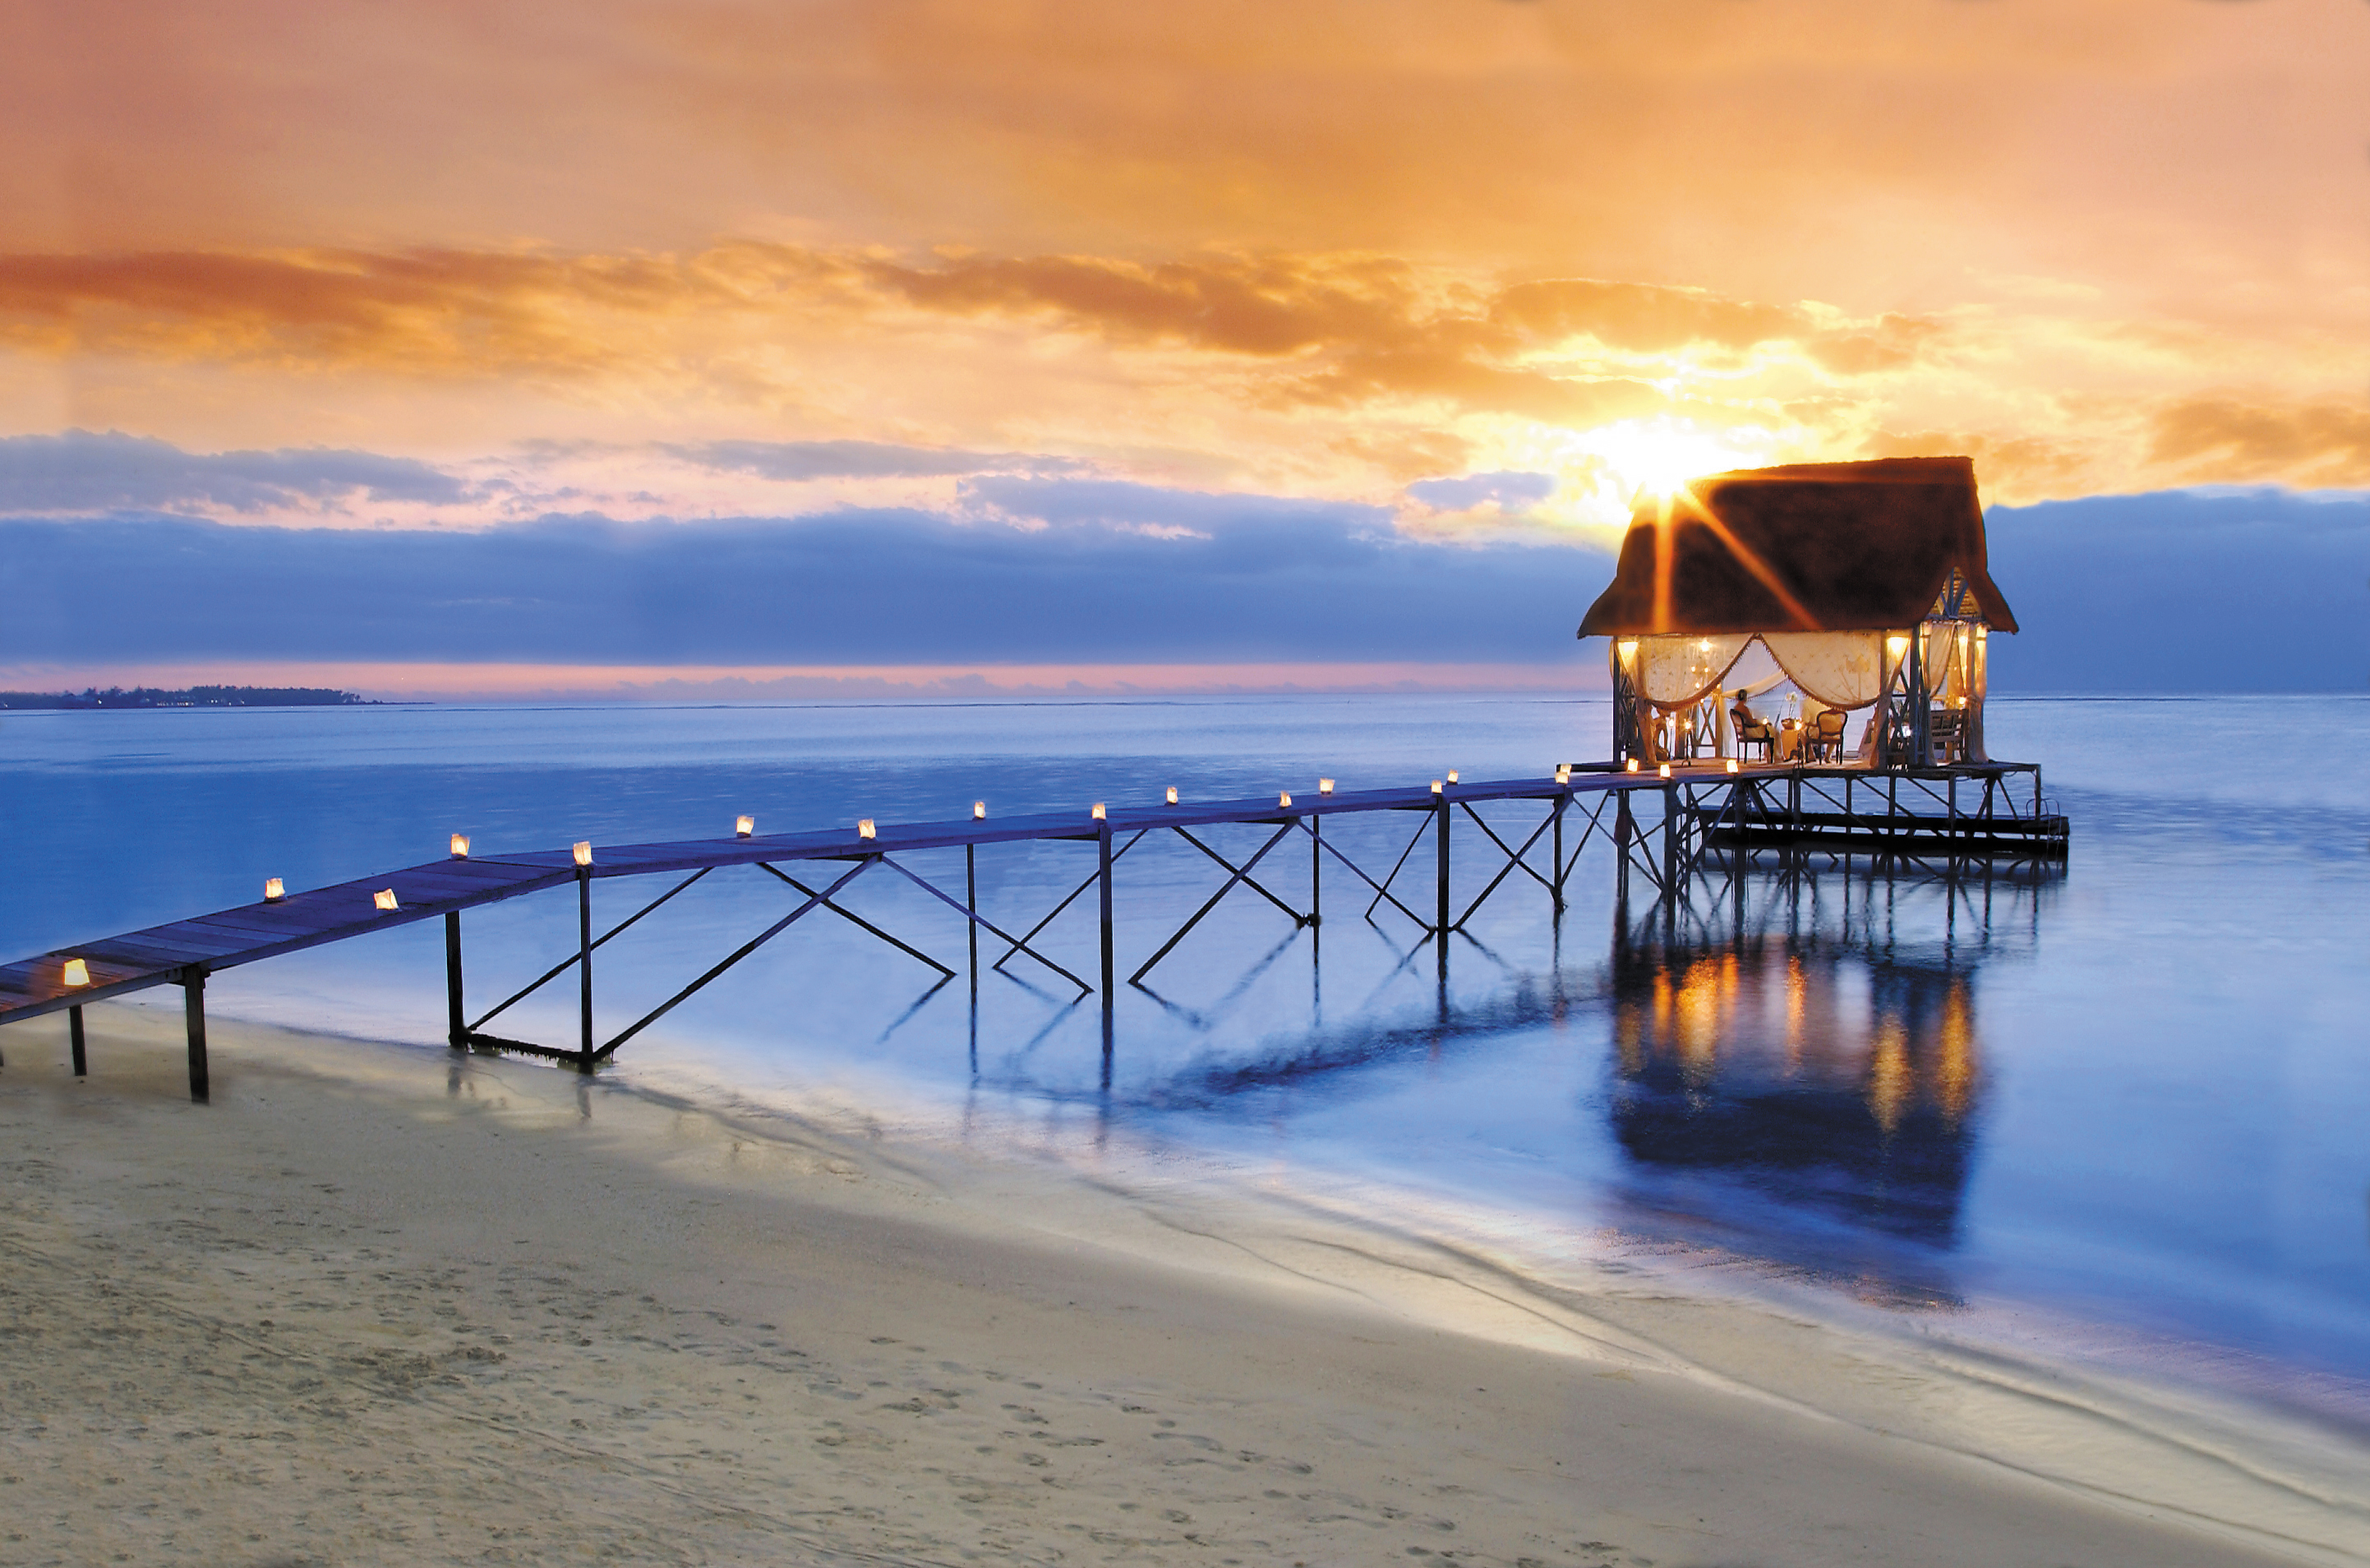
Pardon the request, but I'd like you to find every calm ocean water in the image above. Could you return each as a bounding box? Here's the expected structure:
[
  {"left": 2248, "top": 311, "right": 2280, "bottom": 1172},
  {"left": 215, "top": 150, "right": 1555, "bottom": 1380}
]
[{"left": 4, "top": 693, "right": 2367, "bottom": 1421}]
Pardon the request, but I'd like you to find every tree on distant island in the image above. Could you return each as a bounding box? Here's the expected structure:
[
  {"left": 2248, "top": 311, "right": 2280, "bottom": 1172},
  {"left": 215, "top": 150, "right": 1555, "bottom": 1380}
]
[{"left": 0, "top": 686, "right": 372, "bottom": 710}]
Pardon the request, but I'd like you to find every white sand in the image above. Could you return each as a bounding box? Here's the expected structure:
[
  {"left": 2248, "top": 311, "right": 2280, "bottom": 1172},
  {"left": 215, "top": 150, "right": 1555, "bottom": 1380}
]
[{"left": 2, "top": 1007, "right": 2364, "bottom": 1566}]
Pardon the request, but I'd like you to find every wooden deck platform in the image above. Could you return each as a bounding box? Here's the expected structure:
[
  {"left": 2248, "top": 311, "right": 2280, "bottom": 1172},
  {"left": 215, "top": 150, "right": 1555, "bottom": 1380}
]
[{"left": 0, "top": 759, "right": 2062, "bottom": 1098}]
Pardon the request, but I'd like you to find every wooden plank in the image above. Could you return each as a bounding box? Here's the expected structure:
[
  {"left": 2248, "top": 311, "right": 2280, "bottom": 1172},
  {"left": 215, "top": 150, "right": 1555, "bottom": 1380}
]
[
  {"left": 76, "top": 936, "right": 221, "bottom": 968},
  {"left": 117, "top": 921, "right": 266, "bottom": 957}
]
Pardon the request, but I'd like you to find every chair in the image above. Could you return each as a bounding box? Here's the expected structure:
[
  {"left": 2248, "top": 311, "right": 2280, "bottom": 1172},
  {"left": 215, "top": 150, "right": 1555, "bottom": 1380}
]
[
  {"left": 1731, "top": 704, "right": 1776, "bottom": 763},
  {"left": 1808, "top": 709, "right": 1847, "bottom": 763},
  {"left": 1929, "top": 707, "right": 1965, "bottom": 766}
]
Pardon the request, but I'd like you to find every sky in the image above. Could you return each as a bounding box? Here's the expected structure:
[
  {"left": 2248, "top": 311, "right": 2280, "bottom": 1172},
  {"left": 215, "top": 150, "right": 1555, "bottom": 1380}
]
[{"left": 2, "top": 0, "right": 2365, "bottom": 695}]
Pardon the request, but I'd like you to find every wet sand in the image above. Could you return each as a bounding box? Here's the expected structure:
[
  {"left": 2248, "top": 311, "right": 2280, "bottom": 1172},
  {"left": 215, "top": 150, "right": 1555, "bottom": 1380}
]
[{"left": 1, "top": 1008, "right": 2360, "bottom": 1567}]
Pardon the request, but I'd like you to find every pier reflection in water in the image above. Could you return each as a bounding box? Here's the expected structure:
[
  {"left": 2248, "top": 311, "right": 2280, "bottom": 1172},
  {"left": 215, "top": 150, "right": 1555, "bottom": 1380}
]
[{"left": 1598, "top": 857, "right": 2054, "bottom": 1293}]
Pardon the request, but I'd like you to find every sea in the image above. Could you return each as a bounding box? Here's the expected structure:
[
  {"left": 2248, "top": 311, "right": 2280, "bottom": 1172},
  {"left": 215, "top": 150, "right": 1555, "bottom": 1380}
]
[{"left": 4, "top": 692, "right": 2367, "bottom": 1445}]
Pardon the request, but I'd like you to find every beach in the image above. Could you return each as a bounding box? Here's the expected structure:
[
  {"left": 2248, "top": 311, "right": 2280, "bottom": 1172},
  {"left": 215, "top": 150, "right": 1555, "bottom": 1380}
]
[{"left": 4, "top": 1008, "right": 2359, "bottom": 1567}]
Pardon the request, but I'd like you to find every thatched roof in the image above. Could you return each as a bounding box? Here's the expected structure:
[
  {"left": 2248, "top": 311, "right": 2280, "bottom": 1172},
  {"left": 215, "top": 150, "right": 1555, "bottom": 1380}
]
[{"left": 1575, "top": 456, "right": 2018, "bottom": 636}]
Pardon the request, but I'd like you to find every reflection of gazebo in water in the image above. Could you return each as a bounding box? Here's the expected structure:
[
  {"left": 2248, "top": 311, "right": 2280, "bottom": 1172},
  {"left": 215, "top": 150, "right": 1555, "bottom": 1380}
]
[{"left": 1578, "top": 457, "right": 2017, "bottom": 771}]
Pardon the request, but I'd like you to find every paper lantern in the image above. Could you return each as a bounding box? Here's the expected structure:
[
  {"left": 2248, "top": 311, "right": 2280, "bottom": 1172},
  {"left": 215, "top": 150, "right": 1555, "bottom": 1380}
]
[
  {"left": 450, "top": 833, "right": 470, "bottom": 860},
  {"left": 573, "top": 841, "right": 592, "bottom": 866},
  {"left": 1165, "top": 786, "right": 1178, "bottom": 805},
  {"left": 1091, "top": 803, "right": 1106, "bottom": 821},
  {"left": 61, "top": 957, "right": 89, "bottom": 988},
  {"left": 1278, "top": 791, "right": 1292, "bottom": 808},
  {"left": 973, "top": 801, "right": 986, "bottom": 819},
  {"left": 1318, "top": 778, "right": 1335, "bottom": 796},
  {"left": 264, "top": 877, "right": 285, "bottom": 902},
  {"left": 857, "top": 819, "right": 876, "bottom": 840},
  {"left": 735, "top": 815, "right": 754, "bottom": 839},
  {"left": 1658, "top": 763, "right": 1672, "bottom": 779},
  {"left": 374, "top": 888, "right": 400, "bottom": 911}
]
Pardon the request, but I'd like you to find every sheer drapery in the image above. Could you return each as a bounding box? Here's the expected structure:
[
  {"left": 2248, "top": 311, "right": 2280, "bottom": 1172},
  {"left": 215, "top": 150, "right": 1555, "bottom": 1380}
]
[
  {"left": 1620, "top": 627, "right": 1990, "bottom": 760},
  {"left": 1919, "top": 620, "right": 1988, "bottom": 760},
  {"left": 1630, "top": 635, "right": 1755, "bottom": 708},
  {"left": 1758, "top": 632, "right": 1887, "bottom": 711}
]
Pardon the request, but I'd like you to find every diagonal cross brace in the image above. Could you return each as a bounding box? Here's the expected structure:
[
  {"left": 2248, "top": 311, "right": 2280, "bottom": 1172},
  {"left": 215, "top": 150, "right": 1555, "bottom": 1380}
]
[
  {"left": 1312, "top": 821, "right": 1432, "bottom": 930},
  {"left": 1363, "top": 811, "right": 1436, "bottom": 921},
  {"left": 992, "top": 831, "right": 1145, "bottom": 975},
  {"left": 1556, "top": 794, "right": 1613, "bottom": 886},
  {"left": 1450, "top": 803, "right": 1561, "bottom": 930},
  {"left": 1129, "top": 821, "right": 1300, "bottom": 984},
  {"left": 1170, "top": 824, "right": 1308, "bottom": 928},
  {"left": 754, "top": 861, "right": 954, "bottom": 976},
  {"left": 471, "top": 866, "right": 712, "bottom": 1032},
  {"left": 595, "top": 858, "right": 874, "bottom": 1060},
  {"left": 875, "top": 855, "right": 1095, "bottom": 995}
]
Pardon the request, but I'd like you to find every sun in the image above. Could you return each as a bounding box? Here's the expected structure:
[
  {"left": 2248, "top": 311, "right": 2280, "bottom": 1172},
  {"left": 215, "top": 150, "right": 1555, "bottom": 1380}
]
[{"left": 1587, "top": 419, "right": 1772, "bottom": 507}]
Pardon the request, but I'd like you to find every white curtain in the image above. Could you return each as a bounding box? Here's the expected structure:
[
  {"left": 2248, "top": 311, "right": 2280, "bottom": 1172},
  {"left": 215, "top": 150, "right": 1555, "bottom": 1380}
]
[
  {"left": 1759, "top": 632, "right": 1888, "bottom": 711},
  {"left": 1630, "top": 635, "right": 1755, "bottom": 709},
  {"left": 1621, "top": 628, "right": 1992, "bottom": 759}
]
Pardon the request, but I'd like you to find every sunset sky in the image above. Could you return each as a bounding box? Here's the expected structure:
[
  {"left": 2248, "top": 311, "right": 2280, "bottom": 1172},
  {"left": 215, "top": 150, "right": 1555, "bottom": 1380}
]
[{"left": 3, "top": 0, "right": 2364, "bottom": 695}]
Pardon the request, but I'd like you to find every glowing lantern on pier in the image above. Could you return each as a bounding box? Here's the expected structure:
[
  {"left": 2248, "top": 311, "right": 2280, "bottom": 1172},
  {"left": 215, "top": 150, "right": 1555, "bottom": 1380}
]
[
  {"left": 61, "top": 958, "right": 90, "bottom": 987},
  {"left": 264, "top": 878, "right": 285, "bottom": 902}
]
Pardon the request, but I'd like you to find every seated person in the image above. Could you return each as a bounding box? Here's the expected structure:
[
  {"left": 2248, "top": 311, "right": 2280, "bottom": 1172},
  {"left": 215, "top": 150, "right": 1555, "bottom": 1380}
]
[{"left": 1729, "top": 690, "right": 1776, "bottom": 760}]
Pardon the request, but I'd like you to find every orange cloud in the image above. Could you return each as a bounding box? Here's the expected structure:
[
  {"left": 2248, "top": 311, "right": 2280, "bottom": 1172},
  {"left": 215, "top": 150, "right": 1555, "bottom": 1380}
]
[
  {"left": 0, "top": 246, "right": 863, "bottom": 377},
  {"left": 2146, "top": 393, "right": 2370, "bottom": 488}
]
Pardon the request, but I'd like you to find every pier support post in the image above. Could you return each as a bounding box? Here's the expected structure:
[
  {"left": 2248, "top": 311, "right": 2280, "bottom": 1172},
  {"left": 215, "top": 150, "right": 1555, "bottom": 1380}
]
[
  {"left": 1436, "top": 793, "right": 1451, "bottom": 935},
  {"left": 966, "top": 842, "right": 980, "bottom": 1074},
  {"left": 445, "top": 911, "right": 465, "bottom": 1049},
  {"left": 966, "top": 844, "right": 980, "bottom": 989},
  {"left": 1098, "top": 821, "right": 1115, "bottom": 1051},
  {"left": 577, "top": 866, "right": 594, "bottom": 1072},
  {"left": 1552, "top": 793, "right": 1567, "bottom": 913},
  {"left": 1615, "top": 789, "right": 1633, "bottom": 902},
  {"left": 182, "top": 966, "right": 209, "bottom": 1101},
  {"left": 1309, "top": 813, "right": 1321, "bottom": 927},
  {"left": 69, "top": 1004, "right": 86, "bottom": 1077},
  {"left": 1662, "top": 785, "right": 1678, "bottom": 894}
]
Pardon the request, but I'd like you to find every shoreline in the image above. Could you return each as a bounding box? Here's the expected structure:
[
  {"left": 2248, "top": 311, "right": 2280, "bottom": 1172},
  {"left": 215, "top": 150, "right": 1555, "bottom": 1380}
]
[{"left": 3, "top": 1008, "right": 2364, "bottom": 1566}]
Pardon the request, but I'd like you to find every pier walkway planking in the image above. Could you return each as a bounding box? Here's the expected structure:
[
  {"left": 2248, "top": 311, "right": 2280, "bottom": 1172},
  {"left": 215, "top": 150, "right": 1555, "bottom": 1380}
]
[{"left": 0, "top": 759, "right": 2054, "bottom": 1095}]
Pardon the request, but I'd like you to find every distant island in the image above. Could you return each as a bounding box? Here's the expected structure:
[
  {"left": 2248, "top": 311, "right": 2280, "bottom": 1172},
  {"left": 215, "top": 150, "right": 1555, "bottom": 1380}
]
[{"left": 0, "top": 685, "right": 373, "bottom": 710}]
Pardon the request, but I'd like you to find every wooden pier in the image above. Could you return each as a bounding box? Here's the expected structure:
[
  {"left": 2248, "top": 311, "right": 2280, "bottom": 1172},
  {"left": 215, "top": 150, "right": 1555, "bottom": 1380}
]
[{"left": 0, "top": 759, "right": 2065, "bottom": 1099}]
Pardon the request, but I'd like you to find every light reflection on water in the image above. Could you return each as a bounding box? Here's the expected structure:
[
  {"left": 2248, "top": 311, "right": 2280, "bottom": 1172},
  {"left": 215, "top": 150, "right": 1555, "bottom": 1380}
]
[
  {"left": 1607, "top": 878, "right": 1995, "bottom": 1253},
  {"left": 2, "top": 694, "right": 2366, "bottom": 1414}
]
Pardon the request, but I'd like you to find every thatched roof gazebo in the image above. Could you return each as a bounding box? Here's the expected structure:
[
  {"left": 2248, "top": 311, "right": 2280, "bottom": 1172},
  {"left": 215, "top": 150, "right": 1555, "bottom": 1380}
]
[{"left": 1576, "top": 456, "right": 2016, "bottom": 769}]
